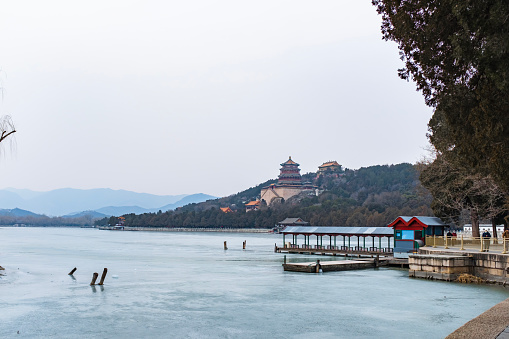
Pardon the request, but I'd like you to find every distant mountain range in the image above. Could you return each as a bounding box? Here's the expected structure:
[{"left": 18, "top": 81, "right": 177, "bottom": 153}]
[
  {"left": 0, "top": 208, "right": 41, "bottom": 217},
  {"left": 0, "top": 188, "right": 216, "bottom": 217}
]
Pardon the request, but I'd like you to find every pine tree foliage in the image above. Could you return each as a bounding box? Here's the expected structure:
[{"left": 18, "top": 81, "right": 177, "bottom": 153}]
[{"left": 373, "top": 0, "right": 509, "bottom": 190}]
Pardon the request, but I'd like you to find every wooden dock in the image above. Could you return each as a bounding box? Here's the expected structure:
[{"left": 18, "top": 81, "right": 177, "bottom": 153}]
[
  {"left": 283, "top": 258, "right": 388, "bottom": 273},
  {"left": 283, "top": 257, "right": 408, "bottom": 273}
]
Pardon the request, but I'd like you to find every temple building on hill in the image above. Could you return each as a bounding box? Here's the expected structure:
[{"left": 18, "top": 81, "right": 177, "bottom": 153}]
[
  {"left": 245, "top": 200, "right": 261, "bottom": 212},
  {"left": 277, "top": 156, "right": 302, "bottom": 185},
  {"left": 220, "top": 207, "right": 233, "bottom": 213},
  {"left": 260, "top": 156, "right": 318, "bottom": 206},
  {"left": 318, "top": 161, "right": 342, "bottom": 174}
]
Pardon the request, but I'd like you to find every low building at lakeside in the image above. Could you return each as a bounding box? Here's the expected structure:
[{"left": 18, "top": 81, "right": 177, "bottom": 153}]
[
  {"left": 388, "top": 216, "right": 448, "bottom": 258},
  {"left": 273, "top": 217, "right": 309, "bottom": 233},
  {"left": 462, "top": 224, "right": 504, "bottom": 235},
  {"left": 278, "top": 217, "right": 309, "bottom": 227}
]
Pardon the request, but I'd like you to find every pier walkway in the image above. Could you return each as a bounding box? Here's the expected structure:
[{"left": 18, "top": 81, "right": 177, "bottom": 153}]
[
  {"left": 275, "top": 245, "right": 393, "bottom": 256},
  {"left": 277, "top": 226, "right": 394, "bottom": 256}
]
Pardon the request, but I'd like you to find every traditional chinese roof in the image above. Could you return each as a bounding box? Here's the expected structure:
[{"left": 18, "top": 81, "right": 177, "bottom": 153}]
[
  {"left": 281, "top": 226, "right": 393, "bottom": 236},
  {"left": 409, "top": 216, "right": 447, "bottom": 227},
  {"left": 387, "top": 216, "right": 447, "bottom": 228},
  {"left": 319, "top": 161, "right": 341, "bottom": 169},
  {"left": 220, "top": 207, "right": 233, "bottom": 213},
  {"left": 281, "top": 156, "right": 299, "bottom": 166},
  {"left": 245, "top": 200, "right": 261, "bottom": 206},
  {"left": 278, "top": 217, "right": 309, "bottom": 226}
]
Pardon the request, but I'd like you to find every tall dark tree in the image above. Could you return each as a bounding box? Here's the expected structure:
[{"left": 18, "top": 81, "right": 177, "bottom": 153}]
[
  {"left": 372, "top": 0, "right": 509, "bottom": 190},
  {"left": 419, "top": 153, "right": 506, "bottom": 237}
]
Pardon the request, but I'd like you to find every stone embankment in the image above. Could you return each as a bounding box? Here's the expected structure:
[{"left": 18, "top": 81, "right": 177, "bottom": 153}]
[
  {"left": 98, "top": 226, "right": 271, "bottom": 233},
  {"left": 409, "top": 248, "right": 509, "bottom": 283}
]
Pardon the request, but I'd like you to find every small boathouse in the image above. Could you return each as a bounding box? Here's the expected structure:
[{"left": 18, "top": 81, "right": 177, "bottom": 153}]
[{"left": 388, "top": 216, "right": 448, "bottom": 258}]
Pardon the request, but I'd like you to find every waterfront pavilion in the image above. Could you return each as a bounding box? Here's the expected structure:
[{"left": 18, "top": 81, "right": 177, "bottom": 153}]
[{"left": 280, "top": 226, "right": 394, "bottom": 253}]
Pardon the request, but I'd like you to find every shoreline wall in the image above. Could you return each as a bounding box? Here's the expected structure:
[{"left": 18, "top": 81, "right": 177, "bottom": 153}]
[
  {"left": 98, "top": 226, "right": 271, "bottom": 233},
  {"left": 411, "top": 248, "right": 509, "bottom": 283}
]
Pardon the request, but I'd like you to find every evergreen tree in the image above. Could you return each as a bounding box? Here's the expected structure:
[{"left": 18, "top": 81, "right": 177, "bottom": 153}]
[{"left": 373, "top": 0, "right": 509, "bottom": 190}]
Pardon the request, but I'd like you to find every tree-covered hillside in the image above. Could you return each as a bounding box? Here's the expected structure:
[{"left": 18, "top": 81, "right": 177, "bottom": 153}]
[{"left": 96, "top": 163, "right": 433, "bottom": 228}]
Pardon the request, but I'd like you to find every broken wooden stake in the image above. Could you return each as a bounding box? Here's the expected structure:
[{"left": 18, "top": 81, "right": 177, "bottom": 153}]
[
  {"left": 98, "top": 268, "right": 108, "bottom": 285},
  {"left": 243, "top": 240, "right": 246, "bottom": 250},
  {"left": 315, "top": 260, "right": 321, "bottom": 273},
  {"left": 68, "top": 267, "right": 77, "bottom": 275},
  {"left": 90, "top": 272, "right": 99, "bottom": 285},
  {"left": 224, "top": 241, "right": 228, "bottom": 250}
]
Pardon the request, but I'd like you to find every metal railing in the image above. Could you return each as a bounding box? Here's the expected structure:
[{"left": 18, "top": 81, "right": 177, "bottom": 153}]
[
  {"left": 424, "top": 235, "right": 509, "bottom": 253},
  {"left": 280, "top": 243, "right": 393, "bottom": 253}
]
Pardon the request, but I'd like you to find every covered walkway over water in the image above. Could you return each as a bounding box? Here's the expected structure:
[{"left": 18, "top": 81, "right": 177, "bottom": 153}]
[{"left": 276, "top": 226, "right": 395, "bottom": 256}]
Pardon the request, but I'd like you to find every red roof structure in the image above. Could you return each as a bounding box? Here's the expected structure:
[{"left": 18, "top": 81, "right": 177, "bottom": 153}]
[
  {"left": 388, "top": 216, "right": 448, "bottom": 257},
  {"left": 220, "top": 207, "right": 233, "bottom": 213},
  {"left": 245, "top": 200, "right": 261, "bottom": 212}
]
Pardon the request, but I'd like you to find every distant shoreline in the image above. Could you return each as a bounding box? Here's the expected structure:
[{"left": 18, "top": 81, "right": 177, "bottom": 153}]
[{"left": 98, "top": 226, "right": 272, "bottom": 233}]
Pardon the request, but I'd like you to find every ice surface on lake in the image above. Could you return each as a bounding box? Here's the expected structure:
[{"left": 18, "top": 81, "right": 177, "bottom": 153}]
[{"left": 1, "top": 227, "right": 508, "bottom": 338}]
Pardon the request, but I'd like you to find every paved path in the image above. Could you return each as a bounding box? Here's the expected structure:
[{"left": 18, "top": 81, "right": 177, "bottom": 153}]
[
  {"left": 447, "top": 298, "right": 509, "bottom": 339},
  {"left": 497, "top": 326, "right": 509, "bottom": 339}
]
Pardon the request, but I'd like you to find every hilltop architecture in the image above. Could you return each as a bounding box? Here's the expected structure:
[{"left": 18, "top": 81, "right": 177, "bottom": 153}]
[
  {"left": 317, "top": 161, "right": 343, "bottom": 180},
  {"left": 220, "top": 207, "right": 233, "bottom": 213},
  {"left": 318, "top": 161, "right": 342, "bottom": 174},
  {"left": 245, "top": 200, "right": 261, "bottom": 212},
  {"left": 260, "top": 157, "right": 318, "bottom": 206},
  {"left": 277, "top": 156, "right": 303, "bottom": 185}
]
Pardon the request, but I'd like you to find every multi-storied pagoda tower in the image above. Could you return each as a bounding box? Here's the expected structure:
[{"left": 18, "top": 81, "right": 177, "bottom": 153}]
[
  {"left": 259, "top": 156, "right": 317, "bottom": 206},
  {"left": 277, "top": 156, "right": 302, "bottom": 186}
]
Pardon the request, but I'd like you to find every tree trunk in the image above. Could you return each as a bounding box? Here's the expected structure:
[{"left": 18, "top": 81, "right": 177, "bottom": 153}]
[
  {"left": 492, "top": 218, "right": 498, "bottom": 239},
  {"left": 471, "top": 209, "right": 480, "bottom": 238}
]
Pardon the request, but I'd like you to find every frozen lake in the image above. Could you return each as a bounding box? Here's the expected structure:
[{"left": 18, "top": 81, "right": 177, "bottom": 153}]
[{"left": 1, "top": 227, "right": 508, "bottom": 338}]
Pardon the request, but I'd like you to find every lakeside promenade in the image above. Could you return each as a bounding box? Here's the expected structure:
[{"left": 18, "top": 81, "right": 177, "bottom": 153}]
[
  {"left": 447, "top": 297, "right": 509, "bottom": 339},
  {"left": 417, "top": 243, "right": 509, "bottom": 338},
  {"left": 98, "top": 226, "right": 271, "bottom": 233}
]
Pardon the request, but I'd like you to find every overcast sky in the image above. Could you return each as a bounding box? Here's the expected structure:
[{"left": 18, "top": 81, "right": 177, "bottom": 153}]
[{"left": 0, "top": 1, "right": 432, "bottom": 197}]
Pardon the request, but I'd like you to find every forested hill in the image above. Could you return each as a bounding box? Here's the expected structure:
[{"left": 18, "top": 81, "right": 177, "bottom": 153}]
[{"left": 96, "top": 163, "right": 433, "bottom": 228}]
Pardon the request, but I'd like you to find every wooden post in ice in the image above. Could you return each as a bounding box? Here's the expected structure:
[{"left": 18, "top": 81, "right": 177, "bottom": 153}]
[
  {"left": 243, "top": 240, "right": 246, "bottom": 250},
  {"left": 224, "top": 241, "right": 228, "bottom": 250},
  {"left": 90, "top": 272, "right": 99, "bottom": 285},
  {"left": 315, "top": 260, "right": 321, "bottom": 273},
  {"left": 98, "top": 268, "right": 108, "bottom": 285},
  {"left": 68, "top": 267, "right": 77, "bottom": 275}
]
